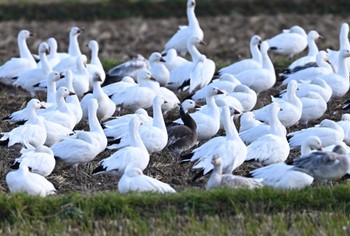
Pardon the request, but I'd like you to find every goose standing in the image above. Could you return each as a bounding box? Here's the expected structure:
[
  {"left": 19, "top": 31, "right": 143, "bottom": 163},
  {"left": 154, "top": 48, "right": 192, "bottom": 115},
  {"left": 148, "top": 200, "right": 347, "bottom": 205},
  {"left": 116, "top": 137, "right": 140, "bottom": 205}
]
[
  {"left": 92, "top": 116, "right": 149, "bottom": 177},
  {"left": 80, "top": 72, "right": 116, "bottom": 123},
  {"left": 118, "top": 167, "right": 176, "bottom": 194},
  {"left": 37, "top": 37, "right": 61, "bottom": 68},
  {"left": 51, "top": 98, "right": 107, "bottom": 167},
  {"left": 219, "top": 35, "right": 262, "bottom": 76},
  {"left": 162, "top": 0, "right": 203, "bottom": 56},
  {"left": 327, "top": 22, "right": 350, "bottom": 70},
  {"left": 6, "top": 164, "right": 56, "bottom": 197},
  {"left": 206, "top": 155, "right": 263, "bottom": 190},
  {"left": 86, "top": 40, "right": 106, "bottom": 88},
  {"left": 0, "top": 30, "right": 36, "bottom": 86},
  {"left": 63, "top": 70, "right": 83, "bottom": 125}
]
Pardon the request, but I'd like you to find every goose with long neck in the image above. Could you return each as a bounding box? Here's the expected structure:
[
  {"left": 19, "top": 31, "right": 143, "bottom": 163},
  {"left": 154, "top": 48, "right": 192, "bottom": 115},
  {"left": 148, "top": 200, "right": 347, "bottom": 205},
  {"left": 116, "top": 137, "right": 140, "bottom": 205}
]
[
  {"left": 219, "top": 35, "right": 263, "bottom": 76},
  {"left": 92, "top": 116, "right": 150, "bottom": 177},
  {"left": 51, "top": 98, "right": 107, "bottom": 167},
  {"left": 207, "top": 155, "right": 263, "bottom": 190},
  {"left": 0, "top": 30, "right": 36, "bottom": 85},
  {"left": 108, "top": 95, "right": 168, "bottom": 154},
  {"left": 166, "top": 99, "right": 198, "bottom": 157},
  {"left": 328, "top": 23, "right": 350, "bottom": 69},
  {"left": 320, "top": 49, "right": 350, "bottom": 98},
  {"left": 0, "top": 99, "right": 47, "bottom": 149},
  {"left": 44, "top": 71, "right": 65, "bottom": 107},
  {"left": 87, "top": 40, "right": 106, "bottom": 88},
  {"left": 64, "top": 70, "right": 82, "bottom": 125},
  {"left": 81, "top": 72, "right": 116, "bottom": 123},
  {"left": 163, "top": 0, "right": 203, "bottom": 56}
]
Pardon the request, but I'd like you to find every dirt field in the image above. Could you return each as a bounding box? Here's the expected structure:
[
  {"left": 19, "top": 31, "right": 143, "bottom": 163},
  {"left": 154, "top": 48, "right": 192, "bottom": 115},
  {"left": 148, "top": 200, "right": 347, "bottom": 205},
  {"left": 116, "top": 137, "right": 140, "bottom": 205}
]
[{"left": 0, "top": 12, "right": 350, "bottom": 194}]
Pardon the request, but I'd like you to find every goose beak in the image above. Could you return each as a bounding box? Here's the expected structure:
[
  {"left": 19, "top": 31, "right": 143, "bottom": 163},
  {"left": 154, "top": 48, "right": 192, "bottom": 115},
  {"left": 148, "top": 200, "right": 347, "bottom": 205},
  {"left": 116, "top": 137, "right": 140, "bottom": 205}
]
[
  {"left": 199, "top": 40, "right": 207, "bottom": 45},
  {"left": 69, "top": 91, "right": 76, "bottom": 96},
  {"left": 160, "top": 57, "right": 166, "bottom": 63},
  {"left": 59, "top": 73, "right": 65, "bottom": 79}
]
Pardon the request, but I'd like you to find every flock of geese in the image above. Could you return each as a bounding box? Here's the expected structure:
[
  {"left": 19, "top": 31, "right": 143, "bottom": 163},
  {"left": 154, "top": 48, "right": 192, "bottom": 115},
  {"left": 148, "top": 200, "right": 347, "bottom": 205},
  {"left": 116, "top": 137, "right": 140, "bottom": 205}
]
[{"left": 2, "top": 0, "right": 350, "bottom": 197}]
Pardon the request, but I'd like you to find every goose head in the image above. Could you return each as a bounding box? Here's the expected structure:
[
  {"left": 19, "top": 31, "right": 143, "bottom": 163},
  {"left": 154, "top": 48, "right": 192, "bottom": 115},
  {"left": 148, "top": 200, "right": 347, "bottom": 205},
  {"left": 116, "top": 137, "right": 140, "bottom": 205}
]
[
  {"left": 211, "top": 154, "right": 222, "bottom": 167},
  {"left": 19, "top": 30, "right": 33, "bottom": 40},
  {"left": 149, "top": 52, "right": 166, "bottom": 63},
  {"left": 251, "top": 35, "right": 262, "bottom": 46},
  {"left": 38, "top": 42, "right": 50, "bottom": 55}
]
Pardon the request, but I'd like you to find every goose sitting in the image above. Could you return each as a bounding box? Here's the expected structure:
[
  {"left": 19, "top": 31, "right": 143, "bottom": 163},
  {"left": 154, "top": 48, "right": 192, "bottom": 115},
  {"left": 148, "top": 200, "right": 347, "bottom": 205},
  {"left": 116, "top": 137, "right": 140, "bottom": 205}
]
[
  {"left": 162, "top": 0, "right": 203, "bottom": 56},
  {"left": 11, "top": 145, "right": 55, "bottom": 177},
  {"left": 108, "top": 95, "right": 168, "bottom": 154},
  {"left": 0, "top": 30, "right": 37, "bottom": 86},
  {"left": 86, "top": 40, "right": 106, "bottom": 88},
  {"left": 51, "top": 98, "right": 107, "bottom": 168},
  {"left": 166, "top": 99, "right": 199, "bottom": 157},
  {"left": 298, "top": 91, "right": 327, "bottom": 125},
  {"left": 293, "top": 144, "right": 350, "bottom": 181},
  {"left": 92, "top": 116, "right": 149, "bottom": 177},
  {"left": 238, "top": 112, "right": 262, "bottom": 133},
  {"left": 181, "top": 104, "right": 247, "bottom": 181},
  {"left": 266, "top": 25, "right": 307, "bottom": 58},
  {"left": 0, "top": 99, "right": 46, "bottom": 149},
  {"left": 149, "top": 52, "right": 169, "bottom": 86},
  {"left": 6, "top": 164, "right": 56, "bottom": 197},
  {"left": 228, "top": 84, "right": 257, "bottom": 112},
  {"left": 207, "top": 155, "right": 263, "bottom": 190},
  {"left": 80, "top": 72, "right": 116, "bottom": 123},
  {"left": 219, "top": 35, "right": 262, "bottom": 76},
  {"left": 13, "top": 42, "right": 52, "bottom": 97},
  {"left": 163, "top": 48, "right": 190, "bottom": 72},
  {"left": 118, "top": 166, "right": 176, "bottom": 194}
]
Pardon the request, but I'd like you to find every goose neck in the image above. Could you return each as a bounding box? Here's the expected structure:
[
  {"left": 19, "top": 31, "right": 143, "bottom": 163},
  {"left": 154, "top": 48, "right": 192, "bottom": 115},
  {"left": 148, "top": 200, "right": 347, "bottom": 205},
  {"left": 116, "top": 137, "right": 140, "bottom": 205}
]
[
  {"left": 187, "top": 5, "right": 199, "bottom": 28},
  {"left": 46, "top": 80, "right": 56, "bottom": 104},
  {"left": 152, "top": 99, "right": 166, "bottom": 131},
  {"left": 337, "top": 54, "right": 349, "bottom": 78},
  {"left": 207, "top": 163, "right": 222, "bottom": 189},
  {"left": 68, "top": 35, "right": 81, "bottom": 56},
  {"left": 307, "top": 38, "right": 319, "bottom": 57},
  {"left": 18, "top": 36, "right": 33, "bottom": 60},
  {"left": 251, "top": 44, "right": 262, "bottom": 63},
  {"left": 88, "top": 105, "right": 103, "bottom": 134}
]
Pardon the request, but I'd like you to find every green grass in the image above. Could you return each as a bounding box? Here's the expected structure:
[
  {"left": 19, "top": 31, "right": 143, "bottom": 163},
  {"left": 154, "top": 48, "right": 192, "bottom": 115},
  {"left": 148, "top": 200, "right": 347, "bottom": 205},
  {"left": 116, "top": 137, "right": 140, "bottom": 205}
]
[{"left": 1, "top": 185, "right": 350, "bottom": 234}]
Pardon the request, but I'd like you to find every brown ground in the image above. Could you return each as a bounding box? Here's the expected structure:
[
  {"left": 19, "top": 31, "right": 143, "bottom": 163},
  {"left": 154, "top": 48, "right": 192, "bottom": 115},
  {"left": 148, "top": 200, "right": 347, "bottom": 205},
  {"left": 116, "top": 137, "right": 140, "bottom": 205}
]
[{"left": 0, "top": 13, "right": 349, "bottom": 194}]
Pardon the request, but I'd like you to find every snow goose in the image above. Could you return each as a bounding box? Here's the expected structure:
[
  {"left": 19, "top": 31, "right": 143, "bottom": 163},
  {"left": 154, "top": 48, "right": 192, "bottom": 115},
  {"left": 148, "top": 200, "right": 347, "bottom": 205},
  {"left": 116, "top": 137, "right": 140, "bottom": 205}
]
[
  {"left": 0, "top": 30, "right": 36, "bottom": 86},
  {"left": 281, "top": 30, "right": 321, "bottom": 75},
  {"left": 219, "top": 35, "right": 262, "bottom": 76},
  {"left": 288, "top": 119, "right": 344, "bottom": 149},
  {"left": 229, "top": 84, "right": 257, "bottom": 112},
  {"left": 51, "top": 98, "right": 107, "bottom": 167},
  {"left": 281, "top": 50, "right": 333, "bottom": 85},
  {"left": 0, "top": 99, "right": 46, "bottom": 149},
  {"left": 293, "top": 144, "right": 350, "bottom": 181},
  {"left": 245, "top": 103, "right": 290, "bottom": 165},
  {"left": 181, "top": 104, "right": 247, "bottom": 180},
  {"left": 158, "top": 85, "right": 180, "bottom": 114},
  {"left": 250, "top": 163, "right": 314, "bottom": 189},
  {"left": 6, "top": 163, "right": 56, "bottom": 197},
  {"left": 110, "top": 69, "right": 159, "bottom": 113},
  {"left": 38, "top": 87, "right": 76, "bottom": 130},
  {"left": 234, "top": 41, "right": 275, "bottom": 94},
  {"left": 318, "top": 49, "right": 350, "bottom": 98},
  {"left": 40, "top": 71, "right": 65, "bottom": 108},
  {"left": 149, "top": 52, "right": 170, "bottom": 86},
  {"left": 11, "top": 145, "right": 55, "bottom": 177},
  {"left": 191, "top": 73, "right": 240, "bottom": 103},
  {"left": 105, "top": 54, "right": 150, "bottom": 84},
  {"left": 53, "top": 26, "right": 84, "bottom": 72},
  {"left": 118, "top": 166, "right": 176, "bottom": 194},
  {"left": 163, "top": 48, "right": 190, "bottom": 72},
  {"left": 207, "top": 155, "right": 263, "bottom": 189},
  {"left": 337, "top": 114, "right": 350, "bottom": 146},
  {"left": 166, "top": 99, "right": 199, "bottom": 157},
  {"left": 14, "top": 42, "right": 52, "bottom": 97},
  {"left": 92, "top": 116, "right": 149, "bottom": 177},
  {"left": 177, "top": 87, "right": 224, "bottom": 140},
  {"left": 267, "top": 25, "right": 307, "bottom": 58},
  {"left": 37, "top": 37, "right": 61, "bottom": 68},
  {"left": 80, "top": 72, "right": 116, "bottom": 123},
  {"left": 162, "top": 0, "right": 203, "bottom": 56},
  {"left": 86, "top": 40, "right": 106, "bottom": 88},
  {"left": 299, "top": 91, "right": 327, "bottom": 125},
  {"left": 102, "top": 76, "right": 136, "bottom": 97},
  {"left": 327, "top": 23, "right": 350, "bottom": 70},
  {"left": 254, "top": 80, "right": 302, "bottom": 128},
  {"left": 300, "top": 136, "right": 323, "bottom": 156},
  {"left": 108, "top": 95, "right": 168, "bottom": 154},
  {"left": 238, "top": 112, "right": 262, "bottom": 133}
]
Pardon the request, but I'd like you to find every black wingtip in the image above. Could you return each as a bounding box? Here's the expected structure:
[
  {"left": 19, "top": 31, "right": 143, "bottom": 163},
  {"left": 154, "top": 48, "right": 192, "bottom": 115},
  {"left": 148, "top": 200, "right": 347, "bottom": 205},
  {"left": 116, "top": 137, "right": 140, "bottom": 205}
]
[
  {"left": 177, "top": 79, "right": 190, "bottom": 91},
  {"left": 91, "top": 165, "right": 107, "bottom": 175},
  {"left": 191, "top": 169, "right": 207, "bottom": 182},
  {"left": 0, "top": 139, "right": 9, "bottom": 146},
  {"left": 179, "top": 152, "right": 193, "bottom": 164},
  {"left": 107, "top": 138, "right": 121, "bottom": 146},
  {"left": 10, "top": 161, "right": 20, "bottom": 170}
]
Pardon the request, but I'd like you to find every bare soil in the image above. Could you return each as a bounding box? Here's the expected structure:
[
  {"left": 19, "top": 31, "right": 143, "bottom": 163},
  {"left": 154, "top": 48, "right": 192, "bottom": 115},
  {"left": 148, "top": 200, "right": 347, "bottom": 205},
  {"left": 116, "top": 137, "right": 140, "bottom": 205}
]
[{"left": 0, "top": 13, "right": 349, "bottom": 194}]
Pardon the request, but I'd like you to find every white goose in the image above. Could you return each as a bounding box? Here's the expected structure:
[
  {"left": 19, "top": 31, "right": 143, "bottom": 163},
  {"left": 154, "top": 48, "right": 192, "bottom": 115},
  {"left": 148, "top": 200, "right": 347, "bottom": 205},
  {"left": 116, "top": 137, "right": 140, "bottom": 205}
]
[
  {"left": 11, "top": 145, "right": 55, "bottom": 177},
  {"left": 267, "top": 25, "right": 308, "bottom": 58},
  {"left": 219, "top": 35, "right": 262, "bottom": 76},
  {"left": 86, "top": 40, "right": 106, "bottom": 87},
  {"left": 149, "top": 52, "right": 170, "bottom": 86},
  {"left": 14, "top": 42, "right": 52, "bottom": 97},
  {"left": 299, "top": 91, "right": 327, "bottom": 125},
  {"left": 108, "top": 95, "right": 168, "bottom": 154},
  {"left": 51, "top": 98, "right": 107, "bottom": 167},
  {"left": 63, "top": 70, "right": 83, "bottom": 125},
  {"left": 163, "top": 48, "right": 190, "bottom": 72},
  {"left": 0, "top": 30, "right": 36, "bottom": 86},
  {"left": 245, "top": 103, "right": 290, "bottom": 165},
  {"left": 0, "top": 99, "right": 46, "bottom": 149},
  {"left": 80, "top": 72, "right": 116, "bottom": 123},
  {"left": 162, "top": 0, "right": 203, "bottom": 56},
  {"left": 92, "top": 116, "right": 149, "bottom": 177},
  {"left": 102, "top": 76, "right": 136, "bottom": 98},
  {"left": 228, "top": 84, "right": 257, "bottom": 112},
  {"left": 327, "top": 22, "right": 350, "bottom": 70},
  {"left": 234, "top": 41, "right": 276, "bottom": 94},
  {"left": 37, "top": 37, "right": 61, "bottom": 68},
  {"left": 337, "top": 114, "right": 350, "bottom": 146},
  {"left": 207, "top": 155, "right": 263, "bottom": 190},
  {"left": 6, "top": 164, "right": 56, "bottom": 197},
  {"left": 238, "top": 112, "right": 262, "bottom": 133},
  {"left": 182, "top": 104, "right": 247, "bottom": 180},
  {"left": 118, "top": 167, "right": 176, "bottom": 194},
  {"left": 288, "top": 119, "right": 345, "bottom": 149}
]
